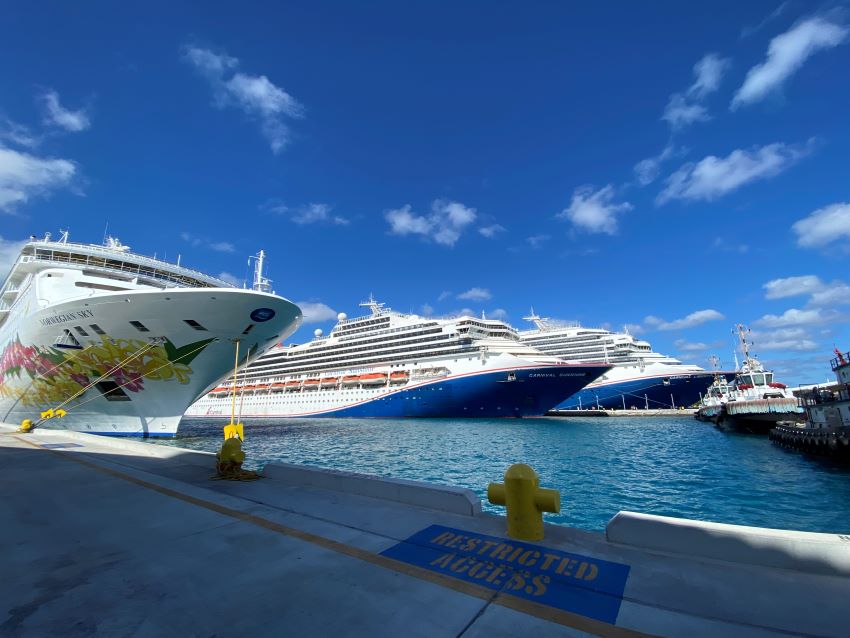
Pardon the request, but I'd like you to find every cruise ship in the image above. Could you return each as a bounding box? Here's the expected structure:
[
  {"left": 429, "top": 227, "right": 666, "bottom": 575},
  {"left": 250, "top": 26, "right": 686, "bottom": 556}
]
[
  {"left": 185, "top": 298, "right": 611, "bottom": 419},
  {"left": 518, "top": 310, "right": 718, "bottom": 410},
  {"left": 0, "top": 232, "right": 302, "bottom": 436}
]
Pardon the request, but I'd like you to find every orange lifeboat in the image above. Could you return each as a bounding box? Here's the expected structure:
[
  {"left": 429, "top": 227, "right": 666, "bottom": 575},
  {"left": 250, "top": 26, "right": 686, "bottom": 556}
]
[
  {"left": 303, "top": 378, "right": 321, "bottom": 390},
  {"left": 359, "top": 372, "right": 388, "bottom": 386},
  {"left": 342, "top": 375, "right": 360, "bottom": 387},
  {"left": 270, "top": 382, "right": 286, "bottom": 392},
  {"left": 284, "top": 380, "right": 301, "bottom": 391},
  {"left": 389, "top": 371, "right": 409, "bottom": 384},
  {"left": 321, "top": 377, "right": 338, "bottom": 387},
  {"left": 255, "top": 384, "right": 269, "bottom": 391}
]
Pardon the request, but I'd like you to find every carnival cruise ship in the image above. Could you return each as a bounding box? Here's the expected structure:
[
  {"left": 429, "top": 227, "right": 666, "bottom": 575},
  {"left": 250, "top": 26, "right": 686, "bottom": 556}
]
[
  {"left": 185, "top": 297, "right": 610, "bottom": 419},
  {"left": 0, "top": 232, "right": 301, "bottom": 436},
  {"left": 518, "top": 310, "right": 717, "bottom": 410}
]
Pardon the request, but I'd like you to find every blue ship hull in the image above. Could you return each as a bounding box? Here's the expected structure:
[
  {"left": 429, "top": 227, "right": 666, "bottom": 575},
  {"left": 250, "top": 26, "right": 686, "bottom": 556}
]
[
  {"left": 555, "top": 372, "right": 718, "bottom": 410},
  {"left": 186, "top": 364, "right": 610, "bottom": 423}
]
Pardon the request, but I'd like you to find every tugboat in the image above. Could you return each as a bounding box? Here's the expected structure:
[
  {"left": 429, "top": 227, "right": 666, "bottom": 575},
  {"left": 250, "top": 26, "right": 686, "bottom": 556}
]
[
  {"left": 770, "top": 349, "right": 850, "bottom": 460},
  {"left": 695, "top": 325, "right": 804, "bottom": 433}
]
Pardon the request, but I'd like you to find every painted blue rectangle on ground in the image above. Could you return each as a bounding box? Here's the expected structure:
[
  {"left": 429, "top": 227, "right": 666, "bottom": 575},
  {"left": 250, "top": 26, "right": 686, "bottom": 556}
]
[
  {"left": 381, "top": 524, "right": 630, "bottom": 625},
  {"left": 40, "top": 443, "right": 83, "bottom": 449}
]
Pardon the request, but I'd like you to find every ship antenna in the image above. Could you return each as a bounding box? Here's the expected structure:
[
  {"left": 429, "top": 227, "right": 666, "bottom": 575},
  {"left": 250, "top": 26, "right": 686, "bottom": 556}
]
[
  {"left": 248, "top": 249, "right": 273, "bottom": 293},
  {"left": 522, "top": 307, "right": 548, "bottom": 330}
]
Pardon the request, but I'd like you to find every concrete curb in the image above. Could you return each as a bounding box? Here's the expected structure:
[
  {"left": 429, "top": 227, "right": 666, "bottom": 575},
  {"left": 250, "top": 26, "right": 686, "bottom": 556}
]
[
  {"left": 262, "top": 462, "right": 482, "bottom": 516},
  {"left": 606, "top": 510, "right": 850, "bottom": 577}
]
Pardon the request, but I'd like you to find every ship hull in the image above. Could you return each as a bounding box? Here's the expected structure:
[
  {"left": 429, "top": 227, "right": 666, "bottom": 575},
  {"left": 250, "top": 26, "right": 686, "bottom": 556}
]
[
  {"left": 185, "top": 363, "right": 608, "bottom": 419},
  {"left": 554, "top": 370, "right": 718, "bottom": 410},
  {"left": 0, "top": 288, "right": 301, "bottom": 437}
]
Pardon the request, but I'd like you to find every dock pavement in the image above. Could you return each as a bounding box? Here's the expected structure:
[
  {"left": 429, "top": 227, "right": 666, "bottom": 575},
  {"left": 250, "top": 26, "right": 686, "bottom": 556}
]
[{"left": 2, "top": 422, "right": 849, "bottom": 637}]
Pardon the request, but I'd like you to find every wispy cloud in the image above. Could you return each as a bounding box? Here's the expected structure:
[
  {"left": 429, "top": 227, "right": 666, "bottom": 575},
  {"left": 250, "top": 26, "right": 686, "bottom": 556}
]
[
  {"left": 385, "top": 199, "right": 477, "bottom": 247},
  {"left": 763, "top": 275, "right": 824, "bottom": 299},
  {"left": 526, "top": 234, "right": 550, "bottom": 249},
  {"left": 675, "top": 339, "right": 710, "bottom": 352},
  {"left": 40, "top": 90, "right": 90, "bottom": 132},
  {"left": 558, "top": 184, "right": 632, "bottom": 235},
  {"left": 662, "top": 53, "right": 731, "bottom": 130},
  {"left": 478, "top": 224, "right": 505, "bottom": 238},
  {"left": 489, "top": 308, "right": 508, "bottom": 321},
  {"left": 792, "top": 202, "right": 850, "bottom": 248},
  {"left": 711, "top": 237, "right": 749, "bottom": 254},
  {"left": 217, "top": 271, "right": 242, "bottom": 287},
  {"left": 750, "top": 326, "right": 819, "bottom": 351},
  {"left": 634, "top": 144, "right": 680, "bottom": 186},
  {"left": 0, "top": 145, "right": 77, "bottom": 212},
  {"left": 437, "top": 290, "right": 452, "bottom": 302},
  {"left": 0, "top": 235, "right": 27, "bottom": 279},
  {"left": 264, "top": 200, "right": 348, "bottom": 225},
  {"left": 741, "top": 2, "right": 791, "bottom": 39},
  {"left": 731, "top": 16, "right": 848, "bottom": 110},
  {"left": 180, "top": 232, "right": 235, "bottom": 252},
  {"left": 755, "top": 307, "right": 829, "bottom": 328},
  {"left": 457, "top": 287, "right": 491, "bottom": 302},
  {"left": 295, "top": 301, "right": 338, "bottom": 324},
  {"left": 645, "top": 309, "right": 725, "bottom": 331},
  {"left": 0, "top": 119, "right": 40, "bottom": 148},
  {"left": 183, "top": 45, "right": 304, "bottom": 154},
  {"left": 420, "top": 303, "right": 434, "bottom": 316},
  {"left": 657, "top": 139, "right": 813, "bottom": 204}
]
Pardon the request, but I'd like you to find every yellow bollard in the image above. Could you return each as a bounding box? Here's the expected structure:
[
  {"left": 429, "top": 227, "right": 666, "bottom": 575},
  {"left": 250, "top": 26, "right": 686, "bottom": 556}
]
[
  {"left": 488, "top": 464, "right": 560, "bottom": 541},
  {"left": 18, "top": 419, "right": 34, "bottom": 433}
]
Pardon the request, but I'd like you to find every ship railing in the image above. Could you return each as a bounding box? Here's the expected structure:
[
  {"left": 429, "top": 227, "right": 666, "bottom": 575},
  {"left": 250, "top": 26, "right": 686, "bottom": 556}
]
[
  {"left": 830, "top": 352, "right": 850, "bottom": 370},
  {"left": 23, "top": 241, "right": 234, "bottom": 287},
  {"left": 19, "top": 250, "right": 233, "bottom": 289}
]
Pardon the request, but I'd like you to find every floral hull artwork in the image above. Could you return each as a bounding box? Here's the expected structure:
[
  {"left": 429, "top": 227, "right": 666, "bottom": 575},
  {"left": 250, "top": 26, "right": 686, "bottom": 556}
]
[{"left": 0, "top": 334, "right": 214, "bottom": 411}]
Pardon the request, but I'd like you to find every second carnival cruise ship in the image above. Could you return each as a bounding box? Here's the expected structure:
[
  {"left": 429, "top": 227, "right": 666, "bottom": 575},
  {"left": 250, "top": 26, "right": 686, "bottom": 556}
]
[
  {"left": 518, "top": 310, "right": 718, "bottom": 410},
  {"left": 186, "top": 298, "right": 610, "bottom": 419}
]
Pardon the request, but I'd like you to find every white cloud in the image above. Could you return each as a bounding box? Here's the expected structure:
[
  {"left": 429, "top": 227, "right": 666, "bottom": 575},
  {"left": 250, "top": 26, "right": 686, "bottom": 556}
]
[
  {"left": 810, "top": 284, "right": 850, "bottom": 307},
  {"left": 479, "top": 224, "right": 505, "bottom": 238},
  {"left": 457, "top": 287, "right": 491, "bottom": 302},
  {"left": 675, "top": 339, "right": 709, "bottom": 352},
  {"left": 437, "top": 290, "right": 451, "bottom": 302},
  {"left": 295, "top": 301, "right": 338, "bottom": 324},
  {"left": 732, "top": 16, "right": 849, "bottom": 109},
  {"left": 757, "top": 338, "right": 819, "bottom": 351},
  {"left": 645, "top": 309, "right": 725, "bottom": 331},
  {"left": 183, "top": 45, "right": 303, "bottom": 154},
  {"left": 0, "top": 119, "right": 40, "bottom": 148},
  {"left": 40, "top": 90, "right": 90, "bottom": 132},
  {"left": 217, "top": 271, "right": 242, "bottom": 287},
  {"left": 0, "top": 145, "right": 77, "bottom": 212},
  {"left": 763, "top": 275, "right": 824, "bottom": 299},
  {"left": 558, "top": 184, "right": 632, "bottom": 235},
  {"left": 792, "top": 202, "right": 850, "bottom": 248},
  {"left": 385, "top": 200, "right": 477, "bottom": 247},
  {"left": 526, "top": 234, "right": 550, "bottom": 249},
  {"left": 263, "top": 200, "right": 348, "bottom": 225},
  {"left": 623, "top": 323, "right": 645, "bottom": 336},
  {"left": 489, "top": 308, "right": 508, "bottom": 321},
  {"left": 741, "top": 2, "right": 791, "bottom": 39},
  {"left": 711, "top": 237, "right": 749, "bottom": 254},
  {"left": 755, "top": 308, "right": 826, "bottom": 327},
  {"left": 420, "top": 303, "right": 434, "bottom": 316},
  {"left": 688, "top": 53, "right": 731, "bottom": 99},
  {"left": 209, "top": 241, "right": 235, "bottom": 253},
  {"left": 0, "top": 235, "right": 27, "bottom": 280},
  {"left": 662, "top": 94, "right": 709, "bottom": 130},
  {"left": 634, "top": 144, "right": 678, "bottom": 186},
  {"left": 661, "top": 54, "right": 730, "bottom": 130},
  {"left": 657, "top": 140, "right": 812, "bottom": 204}
]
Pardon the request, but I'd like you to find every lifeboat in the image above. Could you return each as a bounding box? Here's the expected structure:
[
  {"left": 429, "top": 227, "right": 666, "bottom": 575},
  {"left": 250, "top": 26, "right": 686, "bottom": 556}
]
[
  {"left": 342, "top": 375, "right": 360, "bottom": 387},
  {"left": 254, "top": 384, "right": 270, "bottom": 391},
  {"left": 270, "top": 382, "right": 286, "bottom": 392},
  {"left": 303, "top": 378, "right": 321, "bottom": 390},
  {"left": 359, "top": 372, "right": 388, "bottom": 386},
  {"left": 769, "top": 382, "right": 787, "bottom": 389},
  {"left": 321, "top": 377, "right": 339, "bottom": 387},
  {"left": 389, "top": 371, "right": 409, "bottom": 384},
  {"left": 284, "top": 380, "right": 301, "bottom": 391},
  {"left": 242, "top": 385, "right": 256, "bottom": 393}
]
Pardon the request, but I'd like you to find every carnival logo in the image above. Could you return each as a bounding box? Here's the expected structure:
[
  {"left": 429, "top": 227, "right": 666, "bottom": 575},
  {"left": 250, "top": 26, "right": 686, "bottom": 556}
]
[{"left": 250, "top": 307, "right": 276, "bottom": 322}]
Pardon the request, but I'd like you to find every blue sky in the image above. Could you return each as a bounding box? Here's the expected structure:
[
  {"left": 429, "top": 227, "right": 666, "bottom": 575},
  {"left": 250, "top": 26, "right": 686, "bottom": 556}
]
[{"left": 2, "top": 1, "right": 850, "bottom": 384}]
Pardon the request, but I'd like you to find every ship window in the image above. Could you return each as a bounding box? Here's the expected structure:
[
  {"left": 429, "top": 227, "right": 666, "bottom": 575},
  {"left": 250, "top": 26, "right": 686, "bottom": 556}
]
[
  {"left": 74, "top": 326, "right": 89, "bottom": 337},
  {"left": 184, "top": 319, "right": 208, "bottom": 331},
  {"left": 129, "top": 320, "right": 150, "bottom": 333},
  {"left": 242, "top": 324, "right": 254, "bottom": 335},
  {"left": 752, "top": 373, "right": 765, "bottom": 386},
  {"left": 90, "top": 324, "right": 106, "bottom": 335},
  {"left": 95, "top": 380, "right": 131, "bottom": 401}
]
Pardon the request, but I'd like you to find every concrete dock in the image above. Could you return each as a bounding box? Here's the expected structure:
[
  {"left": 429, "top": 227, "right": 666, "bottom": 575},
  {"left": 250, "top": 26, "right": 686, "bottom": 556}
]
[{"left": 2, "top": 423, "right": 849, "bottom": 637}]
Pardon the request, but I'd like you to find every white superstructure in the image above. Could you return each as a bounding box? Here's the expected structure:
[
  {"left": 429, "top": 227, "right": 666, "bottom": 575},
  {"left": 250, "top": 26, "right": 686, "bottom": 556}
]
[
  {"left": 187, "top": 297, "right": 611, "bottom": 419},
  {"left": 0, "top": 232, "right": 302, "bottom": 436},
  {"left": 518, "top": 310, "right": 717, "bottom": 409}
]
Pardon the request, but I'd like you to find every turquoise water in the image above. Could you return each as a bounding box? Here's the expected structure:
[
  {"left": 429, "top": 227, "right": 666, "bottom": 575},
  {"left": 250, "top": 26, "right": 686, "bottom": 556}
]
[{"left": 151, "top": 416, "right": 850, "bottom": 534}]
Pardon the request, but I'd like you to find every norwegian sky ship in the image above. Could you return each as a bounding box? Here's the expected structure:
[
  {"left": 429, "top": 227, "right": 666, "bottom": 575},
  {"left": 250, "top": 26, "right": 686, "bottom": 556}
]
[
  {"left": 185, "top": 297, "right": 610, "bottom": 419},
  {"left": 518, "top": 310, "right": 718, "bottom": 410},
  {"left": 0, "top": 232, "right": 301, "bottom": 436}
]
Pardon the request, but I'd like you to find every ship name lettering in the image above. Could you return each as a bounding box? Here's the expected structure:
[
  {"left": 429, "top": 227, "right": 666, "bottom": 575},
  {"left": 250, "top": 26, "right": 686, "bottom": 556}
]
[
  {"left": 529, "top": 373, "right": 555, "bottom": 378},
  {"left": 39, "top": 309, "right": 95, "bottom": 326}
]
